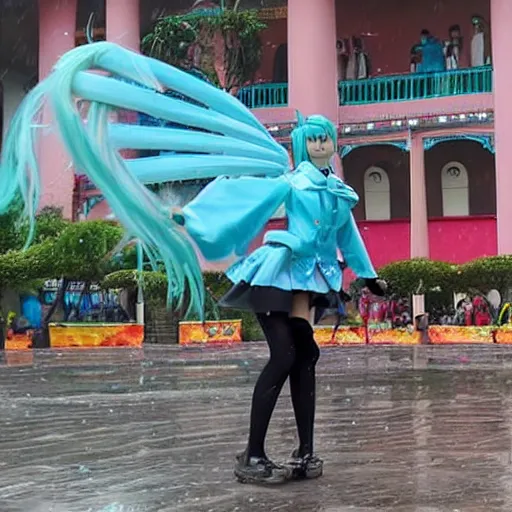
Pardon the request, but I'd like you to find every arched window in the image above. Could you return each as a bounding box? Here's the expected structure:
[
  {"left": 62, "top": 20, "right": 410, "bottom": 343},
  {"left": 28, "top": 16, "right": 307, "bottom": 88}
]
[
  {"left": 273, "top": 44, "right": 288, "bottom": 83},
  {"left": 441, "top": 162, "right": 469, "bottom": 216},
  {"left": 364, "top": 166, "right": 391, "bottom": 220}
]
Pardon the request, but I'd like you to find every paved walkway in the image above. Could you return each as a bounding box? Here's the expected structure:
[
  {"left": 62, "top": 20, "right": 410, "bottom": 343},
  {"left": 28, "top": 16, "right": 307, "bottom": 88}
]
[{"left": 1, "top": 344, "right": 512, "bottom": 511}]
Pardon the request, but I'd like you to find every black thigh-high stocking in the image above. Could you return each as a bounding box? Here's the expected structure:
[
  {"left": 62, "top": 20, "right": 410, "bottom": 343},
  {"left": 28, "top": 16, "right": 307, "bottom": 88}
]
[
  {"left": 246, "top": 312, "right": 296, "bottom": 459},
  {"left": 289, "top": 317, "right": 320, "bottom": 457}
]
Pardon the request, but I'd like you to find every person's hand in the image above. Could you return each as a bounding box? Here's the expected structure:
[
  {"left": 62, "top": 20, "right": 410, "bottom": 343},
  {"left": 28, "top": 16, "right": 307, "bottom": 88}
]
[{"left": 365, "top": 278, "right": 387, "bottom": 297}]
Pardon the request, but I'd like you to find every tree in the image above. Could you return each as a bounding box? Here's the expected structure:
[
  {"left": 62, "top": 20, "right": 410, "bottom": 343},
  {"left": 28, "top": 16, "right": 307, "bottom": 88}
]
[
  {"left": 142, "top": 7, "right": 266, "bottom": 92},
  {"left": 0, "top": 203, "right": 27, "bottom": 255}
]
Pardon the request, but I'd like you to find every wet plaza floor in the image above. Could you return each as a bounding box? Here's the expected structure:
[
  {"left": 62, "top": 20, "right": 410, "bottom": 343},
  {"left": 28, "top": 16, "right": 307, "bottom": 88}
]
[{"left": 2, "top": 345, "right": 512, "bottom": 511}]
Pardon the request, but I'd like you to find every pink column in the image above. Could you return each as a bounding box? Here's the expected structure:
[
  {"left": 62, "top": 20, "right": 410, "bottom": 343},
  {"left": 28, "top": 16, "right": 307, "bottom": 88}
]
[
  {"left": 287, "top": 0, "right": 338, "bottom": 123},
  {"left": 409, "top": 135, "right": 429, "bottom": 259},
  {"left": 105, "top": 0, "right": 140, "bottom": 134},
  {"left": 89, "top": 0, "right": 141, "bottom": 220},
  {"left": 332, "top": 152, "right": 344, "bottom": 179},
  {"left": 491, "top": 0, "right": 512, "bottom": 254},
  {"left": 106, "top": 0, "right": 140, "bottom": 51},
  {"left": 38, "top": 0, "right": 78, "bottom": 218}
]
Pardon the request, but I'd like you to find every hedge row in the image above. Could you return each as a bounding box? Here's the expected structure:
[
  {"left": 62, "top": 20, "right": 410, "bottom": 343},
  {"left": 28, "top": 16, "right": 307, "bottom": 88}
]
[
  {"left": 0, "top": 220, "right": 125, "bottom": 288},
  {"left": 379, "top": 256, "right": 512, "bottom": 297}
]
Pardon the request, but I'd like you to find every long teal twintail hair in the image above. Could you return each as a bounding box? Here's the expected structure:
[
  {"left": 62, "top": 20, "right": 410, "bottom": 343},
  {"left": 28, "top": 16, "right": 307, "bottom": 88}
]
[
  {"left": 0, "top": 42, "right": 290, "bottom": 318},
  {"left": 291, "top": 111, "right": 338, "bottom": 167}
]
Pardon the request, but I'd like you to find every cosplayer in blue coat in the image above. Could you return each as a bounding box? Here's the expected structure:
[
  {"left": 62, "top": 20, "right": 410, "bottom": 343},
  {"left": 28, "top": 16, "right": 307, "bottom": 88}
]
[
  {"left": 173, "top": 115, "right": 386, "bottom": 485},
  {"left": 181, "top": 114, "right": 380, "bottom": 314},
  {"left": 0, "top": 42, "right": 384, "bottom": 486}
]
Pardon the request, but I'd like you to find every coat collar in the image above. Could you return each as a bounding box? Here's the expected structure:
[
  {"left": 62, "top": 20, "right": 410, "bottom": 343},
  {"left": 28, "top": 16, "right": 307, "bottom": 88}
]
[{"left": 292, "top": 161, "right": 360, "bottom": 207}]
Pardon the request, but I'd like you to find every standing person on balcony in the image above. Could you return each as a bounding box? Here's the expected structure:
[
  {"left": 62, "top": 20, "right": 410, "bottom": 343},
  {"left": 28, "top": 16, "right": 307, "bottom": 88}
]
[
  {"left": 419, "top": 29, "right": 445, "bottom": 97},
  {"left": 444, "top": 25, "right": 464, "bottom": 94},
  {"left": 0, "top": 41, "right": 386, "bottom": 486},
  {"left": 410, "top": 44, "right": 423, "bottom": 73},
  {"left": 336, "top": 39, "right": 350, "bottom": 81},
  {"left": 445, "top": 25, "right": 462, "bottom": 70},
  {"left": 471, "top": 15, "right": 490, "bottom": 67},
  {"left": 346, "top": 36, "right": 370, "bottom": 80},
  {"left": 419, "top": 29, "right": 445, "bottom": 73}
]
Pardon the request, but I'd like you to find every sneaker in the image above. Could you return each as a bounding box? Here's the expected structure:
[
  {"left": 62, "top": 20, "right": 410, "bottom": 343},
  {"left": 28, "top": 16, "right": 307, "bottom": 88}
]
[
  {"left": 234, "top": 452, "right": 291, "bottom": 485},
  {"left": 287, "top": 449, "right": 323, "bottom": 480}
]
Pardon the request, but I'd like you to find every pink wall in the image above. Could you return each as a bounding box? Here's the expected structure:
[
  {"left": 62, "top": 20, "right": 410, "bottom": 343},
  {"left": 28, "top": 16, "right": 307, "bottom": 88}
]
[
  {"left": 358, "top": 220, "right": 411, "bottom": 268},
  {"left": 339, "top": 93, "right": 493, "bottom": 124},
  {"left": 492, "top": 0, "right": 512, "bottom": 255},
  {"left": 254, "top": 0, "right": 490, "bottom": 83},
  {"left": 203, "top": 216, "right": 497, "bottom": 280},
  {"left": 252, "top": 93, "right": 493, "bottom": 127},
  {"left": 250, "top": 217, "right": 496, "bottom": 268},
  {"left": 336, "top": 0, "right": 490, "bottom": 76},
  {"left": 250, "top": 218, "right": 410, "bottom": 269},
  {"left": 428, "top": 216, "right": 497, "bottom": 263},
  {"left": 255, "top": 19, "right": 287, "bottom": 83}
]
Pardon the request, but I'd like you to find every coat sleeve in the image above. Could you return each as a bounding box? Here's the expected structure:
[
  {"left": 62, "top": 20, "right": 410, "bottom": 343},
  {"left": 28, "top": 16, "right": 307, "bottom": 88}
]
[
  {"left": 336, "top": 214, "right": 377, "bottom": 279},
  {"left": 182, "top": 175, "right": 291, "bottom": 261}
]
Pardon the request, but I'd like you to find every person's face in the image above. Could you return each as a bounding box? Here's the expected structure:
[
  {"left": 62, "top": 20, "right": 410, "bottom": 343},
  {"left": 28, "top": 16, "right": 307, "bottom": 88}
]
[
  {"left": 450, "top": 29, "right": 460, "bottom": 40},
  {"left": 306, "top": 136, "right": 335, "bottom": 164}
]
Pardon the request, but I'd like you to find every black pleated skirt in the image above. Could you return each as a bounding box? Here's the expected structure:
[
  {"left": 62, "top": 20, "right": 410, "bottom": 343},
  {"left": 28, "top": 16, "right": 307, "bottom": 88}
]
[{"left": 218, "top": 281, "right": 332, "bottom": 314}]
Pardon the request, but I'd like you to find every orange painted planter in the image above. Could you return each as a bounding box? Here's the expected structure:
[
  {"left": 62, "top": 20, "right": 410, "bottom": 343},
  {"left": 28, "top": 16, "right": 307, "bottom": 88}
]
[
  {"left": 5, "top": 332, "right": 33, "bottom": 351},
  {"left": 315, "top": 326, "right": 421, "bottom": 345},
  {"left": 428, "top": 326, "right": 494, "bottom": 344},
  {"left": 369, "top": 328, "right": 421, "bottom": 345},
  {"left": 49, "top": 323, "right": 144, "bottom": 348},
  {"left": 179, "top": 320, "right": 242, "bottom": 344},
  {"left": 495, "top": 326, "right": 512, "bottom": 344},
  {"left": 315, "top": 326, "right": 365, "bottom": 345}
]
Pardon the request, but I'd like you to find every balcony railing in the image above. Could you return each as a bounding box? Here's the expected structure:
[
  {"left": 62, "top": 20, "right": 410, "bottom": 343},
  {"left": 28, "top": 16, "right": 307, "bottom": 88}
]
[
  {"left": 339, "top": 65, "right": 492, "bottom": 105},
  {"left": 236, "top": 82, "right": 288, "bottom": 109},
  {"left": 236, "top": 66, "right": 493, "bottom": 109}
]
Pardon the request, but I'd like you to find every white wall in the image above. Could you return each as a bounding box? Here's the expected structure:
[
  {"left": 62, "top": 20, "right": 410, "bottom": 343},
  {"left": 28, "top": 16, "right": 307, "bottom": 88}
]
[
  {"left": 364, "top": 166, "right": 391, "bottom": 221},
  {"left": 441, "top": 161, "right": 469, "bottom": 217}
]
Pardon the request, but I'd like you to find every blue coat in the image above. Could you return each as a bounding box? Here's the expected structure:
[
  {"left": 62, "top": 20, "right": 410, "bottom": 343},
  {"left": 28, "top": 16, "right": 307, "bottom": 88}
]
[
  {"left": 421, "top": 37, "right": 446, "bottom": 73},
  {"left": 182, "top": 161, "right": 377, "bottom": 295}
]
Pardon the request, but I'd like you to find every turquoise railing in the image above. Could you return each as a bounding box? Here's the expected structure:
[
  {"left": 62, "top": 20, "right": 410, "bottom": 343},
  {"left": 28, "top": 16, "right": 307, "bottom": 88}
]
[
  {"left": 236, "top": 82, "right": 288, "bottom": 109},
  {"left": 339, "top": 65, "right": 493, "bottom": 105},
  {"left": 236, "top": 66, "right": 493, "bottom": 109}
]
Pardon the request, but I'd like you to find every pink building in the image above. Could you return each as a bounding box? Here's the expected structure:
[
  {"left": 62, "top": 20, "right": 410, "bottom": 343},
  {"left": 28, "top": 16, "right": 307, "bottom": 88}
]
[{"left": 0, "top": 0, "right": 508, "bottom": 269}]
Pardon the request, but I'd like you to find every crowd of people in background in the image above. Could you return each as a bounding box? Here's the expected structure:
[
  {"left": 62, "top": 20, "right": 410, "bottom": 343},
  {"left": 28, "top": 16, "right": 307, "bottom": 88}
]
[
  {"left": 410, "top": 15, "right": 490, "bottom": 73},
  {"left": 334, "top": 14, "right": 490, "bottom": 84}
]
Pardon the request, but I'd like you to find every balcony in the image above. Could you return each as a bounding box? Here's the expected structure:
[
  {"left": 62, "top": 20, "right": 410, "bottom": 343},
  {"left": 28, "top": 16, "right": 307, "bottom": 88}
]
[{"left": 237, "top": 66, "right": 493, "bottom": 109}]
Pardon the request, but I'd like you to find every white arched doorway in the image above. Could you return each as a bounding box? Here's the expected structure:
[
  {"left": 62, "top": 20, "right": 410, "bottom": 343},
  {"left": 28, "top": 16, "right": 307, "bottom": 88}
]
[
  {"left": 441, "top": 161, "right": 469, "bottom": 216},
  {"left": 364, "top": 166, "right": 391, "bottom": 220}
]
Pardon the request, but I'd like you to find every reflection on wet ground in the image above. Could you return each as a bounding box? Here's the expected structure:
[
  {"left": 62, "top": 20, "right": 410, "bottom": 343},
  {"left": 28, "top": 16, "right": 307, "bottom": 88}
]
[{"left": 2, "top": 344, "right": 512, "bottom": 511}]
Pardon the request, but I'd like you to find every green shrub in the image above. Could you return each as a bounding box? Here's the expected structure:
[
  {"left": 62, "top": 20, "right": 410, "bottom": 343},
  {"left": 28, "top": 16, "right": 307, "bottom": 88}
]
[
  {"left": 53, "top": 220, "right": 124, "bottom": 281},
  {"left": 0, "top": 240, "right": 56, "bottom": 288},
  {"left": 379, "top": 258, "right": 458, "bottom": 296},
  {"left": 458, "top": 255, "right": 512, "bottom": 296}
]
